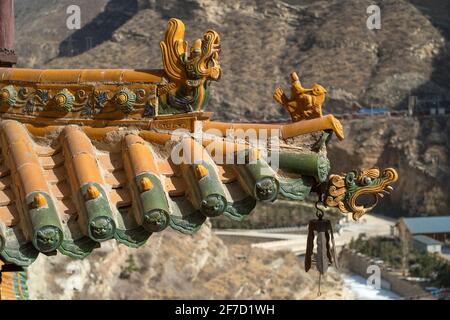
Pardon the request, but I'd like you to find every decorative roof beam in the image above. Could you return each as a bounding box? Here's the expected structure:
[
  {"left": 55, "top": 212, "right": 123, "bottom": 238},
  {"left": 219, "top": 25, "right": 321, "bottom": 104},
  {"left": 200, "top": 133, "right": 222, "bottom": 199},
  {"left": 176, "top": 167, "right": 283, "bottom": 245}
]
[{"left": 203, "top": 115, "right": 345, "bottom": 140}]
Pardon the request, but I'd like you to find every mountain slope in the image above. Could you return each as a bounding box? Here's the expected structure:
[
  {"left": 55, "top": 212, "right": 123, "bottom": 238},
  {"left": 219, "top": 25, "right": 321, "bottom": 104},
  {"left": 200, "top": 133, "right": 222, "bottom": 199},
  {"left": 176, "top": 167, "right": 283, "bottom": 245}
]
[{"left": 14, "top": 0, "right": 448, "bottom": 119}]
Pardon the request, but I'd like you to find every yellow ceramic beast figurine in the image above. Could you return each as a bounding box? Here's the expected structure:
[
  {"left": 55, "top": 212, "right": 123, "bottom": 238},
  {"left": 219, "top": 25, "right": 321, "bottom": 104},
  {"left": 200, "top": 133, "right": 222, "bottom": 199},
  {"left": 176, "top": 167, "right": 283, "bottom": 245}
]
[{"left": 273, "top": 72, "right": 327, "bottom": 122}]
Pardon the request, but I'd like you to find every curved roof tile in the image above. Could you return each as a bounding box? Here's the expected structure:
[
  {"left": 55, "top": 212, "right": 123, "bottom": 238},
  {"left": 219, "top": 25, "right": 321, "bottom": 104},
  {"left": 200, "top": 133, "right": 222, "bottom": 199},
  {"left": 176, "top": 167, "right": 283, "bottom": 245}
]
[{"left": 0, "top": 120, "right": 324, "bottom": 266}]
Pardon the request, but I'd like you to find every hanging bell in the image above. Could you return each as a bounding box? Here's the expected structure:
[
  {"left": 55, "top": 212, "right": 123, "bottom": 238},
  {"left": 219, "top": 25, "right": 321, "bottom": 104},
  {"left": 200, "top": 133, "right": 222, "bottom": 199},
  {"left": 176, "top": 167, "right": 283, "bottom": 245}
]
[{"left": 304, "top": 202, "right": 339, "bottom": 295}]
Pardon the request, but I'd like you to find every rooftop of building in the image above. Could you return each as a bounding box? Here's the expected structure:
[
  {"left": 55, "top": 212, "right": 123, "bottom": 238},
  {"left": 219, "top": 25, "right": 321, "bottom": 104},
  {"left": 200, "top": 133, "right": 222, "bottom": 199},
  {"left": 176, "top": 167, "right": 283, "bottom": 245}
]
[{"left": 400, "top": 216, "right": 450, "bottom": 235}]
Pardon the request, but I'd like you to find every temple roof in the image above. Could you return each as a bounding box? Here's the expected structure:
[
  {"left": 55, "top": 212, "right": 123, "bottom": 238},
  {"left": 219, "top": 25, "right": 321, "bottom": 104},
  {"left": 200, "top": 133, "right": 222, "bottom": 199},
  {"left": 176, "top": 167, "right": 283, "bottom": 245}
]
[
  {"left": 0, "top": 118, "right": 333, "bottom": 266},
  {"left": 0, "top": 17, "right": 344, "bottom": 267}
]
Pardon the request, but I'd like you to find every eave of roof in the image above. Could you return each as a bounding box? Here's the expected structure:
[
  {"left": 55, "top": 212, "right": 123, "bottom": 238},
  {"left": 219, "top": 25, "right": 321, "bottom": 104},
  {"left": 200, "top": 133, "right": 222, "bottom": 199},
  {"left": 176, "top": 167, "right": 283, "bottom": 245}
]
[
  {"left": 0, "top": 119, "right": 324, "bottom": 267},
  {"left": 412, "top": 235, "right": 442, "bottom": 246}
]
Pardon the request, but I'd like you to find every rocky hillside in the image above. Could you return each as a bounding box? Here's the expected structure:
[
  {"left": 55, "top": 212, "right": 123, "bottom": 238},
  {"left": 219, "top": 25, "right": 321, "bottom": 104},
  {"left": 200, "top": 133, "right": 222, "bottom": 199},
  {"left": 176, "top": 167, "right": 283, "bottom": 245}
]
[
  {"left": 13, "top": 0, "right": 449, "bottom": 119},
  {"left": 27, "top": 222, "right": 349, "bottom": 300},
  {"left": 328, "top": 116, "right": 450, "bottom": 216}
]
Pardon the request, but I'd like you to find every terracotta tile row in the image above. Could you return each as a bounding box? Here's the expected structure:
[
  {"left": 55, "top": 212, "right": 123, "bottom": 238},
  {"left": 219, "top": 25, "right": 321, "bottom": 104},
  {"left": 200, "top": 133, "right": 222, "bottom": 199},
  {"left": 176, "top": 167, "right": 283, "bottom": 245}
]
[{"left": 0, "top": 120, "right": 287, "bottom": 266}]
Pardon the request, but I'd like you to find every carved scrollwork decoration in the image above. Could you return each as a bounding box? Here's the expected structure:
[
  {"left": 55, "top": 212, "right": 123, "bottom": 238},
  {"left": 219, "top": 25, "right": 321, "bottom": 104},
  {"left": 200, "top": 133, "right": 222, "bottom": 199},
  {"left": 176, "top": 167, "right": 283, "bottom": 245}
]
[
  {"left": 93, "top": 91, "right": 109, "bottom": 114},
  {"left": 325, "top": 167, "right": 398, "bottom": 220},
  {"left": 36, "top": 89, "right": 50, "bottom": 104},
  {"left": 54, "top": 89, "right": 75, "bottom": 112},
  {"left": 114, "top": 88, "right": 136, "bottom": 113}
]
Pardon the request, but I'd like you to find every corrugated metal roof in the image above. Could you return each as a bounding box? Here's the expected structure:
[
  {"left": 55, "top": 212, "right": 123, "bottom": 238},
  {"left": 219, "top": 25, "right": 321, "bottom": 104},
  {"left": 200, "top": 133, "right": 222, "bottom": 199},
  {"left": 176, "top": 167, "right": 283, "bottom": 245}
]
[
  {"left": 402, "top": 216, "right": 450, "bottom": 234},
  {"left": 412, "top": 235, "right": 442, "bottom": 246}
]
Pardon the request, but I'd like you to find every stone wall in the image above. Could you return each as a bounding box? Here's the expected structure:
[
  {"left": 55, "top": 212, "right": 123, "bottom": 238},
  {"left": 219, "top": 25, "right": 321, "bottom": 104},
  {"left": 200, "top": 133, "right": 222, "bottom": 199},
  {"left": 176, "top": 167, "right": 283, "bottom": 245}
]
[{"left": 340, "top": 248, "right": 433, "bottom": 299}]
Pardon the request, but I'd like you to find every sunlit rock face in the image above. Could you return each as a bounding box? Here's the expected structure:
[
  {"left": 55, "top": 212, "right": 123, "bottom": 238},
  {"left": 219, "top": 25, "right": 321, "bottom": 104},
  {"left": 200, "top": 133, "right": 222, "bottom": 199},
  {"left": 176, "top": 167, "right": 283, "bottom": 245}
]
[{"left": 16, "top": 0, "right": 448, "bottom": 118}]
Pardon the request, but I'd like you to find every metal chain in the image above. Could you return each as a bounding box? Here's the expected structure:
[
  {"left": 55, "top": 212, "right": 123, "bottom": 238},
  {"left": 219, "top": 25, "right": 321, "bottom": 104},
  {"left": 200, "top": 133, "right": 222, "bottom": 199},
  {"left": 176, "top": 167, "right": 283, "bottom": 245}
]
[{"left": 315, "top": 200, "right": 325, "bottom": 220}]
